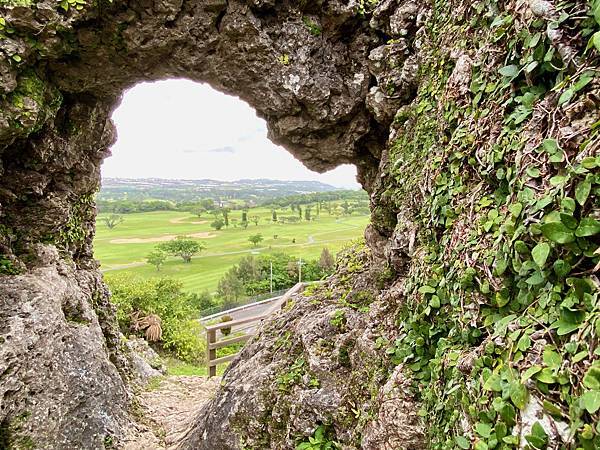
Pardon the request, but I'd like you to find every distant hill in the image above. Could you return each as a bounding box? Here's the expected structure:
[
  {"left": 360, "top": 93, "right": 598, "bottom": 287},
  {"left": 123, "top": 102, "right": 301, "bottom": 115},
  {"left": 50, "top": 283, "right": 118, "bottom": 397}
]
[{"left": 99, "top": 178, "right": 344, "bottom": 203}]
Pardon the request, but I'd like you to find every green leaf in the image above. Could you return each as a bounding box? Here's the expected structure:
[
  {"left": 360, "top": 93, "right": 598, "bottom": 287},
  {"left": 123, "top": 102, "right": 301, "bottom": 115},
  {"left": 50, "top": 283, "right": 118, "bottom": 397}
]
[
  {"left": 558, "top": 88, "right": 574, "bottom": 106},
  {"left": 418, "top": 285, "right": 436, "bottom": 294},
  {"left": 575, "top": 178, "right": 592, "bottom": 205},
  {"left": 581, "top": 390, "right": 600, "bottom": 414},
  {"left": 525, "top": 271, "right": 545, "bottom": 286},
  {"left": 542, "top": 400, "right": 563, "bottom": 417},
  {"left": 541, "top": 139, "right": 558, "bottom": 153},
  {"left": 508, "top": 202, "right": 523, "bottom": 217},
  {"left": 583, "top": 366, "right": 600, "bottom": 390},
  {"left": 475, "top": 422, "right": 492, "bottom": 438},
  {"left": 536, "top": 368, "right": 556, "bottom": 384},
  {"left": 455, "top": 436, "right": 470, "bottom": 449},
  {"left": 509, "top": 381, "right": 528, "bottom": 409},
  {"left": 499, "top": 65, "right": 519, "bottom": 78},
  {"left": 553, "top": 259, "right": 571, "bottom": 277},
  {"left": 591, "top": 31, "right": 600, "bottom": 52},
  {"left": 554, "top": 320, "right": 580, "bottom": 336},
  {"left": 575, "top": 217, "right": 600, "bottom": 237},
  {"left": 531, "top": 242, "right": 550, "bottom": 267},
  {"left": 543, "top": 348, "right": 562, "bottom": 369},
  {"left": 560, "top": 213, "right": 578, "bottom": 230},
  {"left": 521, "top": 365, "right": 542, "bottom": 382},
  {"left": 525, "top": 422, "right": 548, "bottom": 449},
  {"left": 561, "top": 197, "right": 576, "bottom": 213},
  {"left": 540, "top": 222, "right": 575, "bottom": 244},
  {"left": 484, "top": 372, "right": 503, "bottom": 392}
]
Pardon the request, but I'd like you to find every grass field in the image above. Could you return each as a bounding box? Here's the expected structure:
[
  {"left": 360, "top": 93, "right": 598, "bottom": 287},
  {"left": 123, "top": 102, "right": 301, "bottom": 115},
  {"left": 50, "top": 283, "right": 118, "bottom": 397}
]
[{"left": 94, "top": 208, "right": 369, "bottom": 294}]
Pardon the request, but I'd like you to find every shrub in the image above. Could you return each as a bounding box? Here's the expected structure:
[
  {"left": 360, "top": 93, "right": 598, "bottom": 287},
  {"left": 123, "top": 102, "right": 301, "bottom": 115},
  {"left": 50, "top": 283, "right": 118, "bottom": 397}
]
[
  {"left": 162, "top": 319, "right": 205, "bottom": 364},
  {"left": 106, "top": 274, "right": 206, "bottom": 364},
  {"left": 220, "top": 314, "right": 233, "bottom": 336}
]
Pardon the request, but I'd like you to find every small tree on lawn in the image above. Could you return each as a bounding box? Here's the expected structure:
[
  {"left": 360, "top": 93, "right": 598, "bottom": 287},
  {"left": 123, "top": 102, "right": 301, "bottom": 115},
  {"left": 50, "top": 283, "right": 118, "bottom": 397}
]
[
  {"left": 102, "top": 214, "right": 124, "bottom": 229},
  {"left": 241, "top": 220, "right": 249, "bottom": 229},
  {"left": 272, "top": 210, "right": 278, "bottom": 222},
  {"left": 318, "top": 247, "right": 335, "bottom": 273},
  {"left": 248, "top": 233, "right": 263, "bottom": 247},
  {"left": 146, "top": 250, "right": 167, "bottom": 271},
  {"left": 211, "top": 218, "right": 225, "bottom": 230},
  {"left": 251, "top": 216, "right": 260, "bottom": 226},
  {"left": 158, "top": 236, "right": 205, "bottom": 263}
]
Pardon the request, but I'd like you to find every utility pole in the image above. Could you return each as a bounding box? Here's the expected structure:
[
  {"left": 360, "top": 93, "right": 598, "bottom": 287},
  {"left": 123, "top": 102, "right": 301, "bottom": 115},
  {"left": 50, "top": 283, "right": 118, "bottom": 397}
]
[
  {"left": 270, "top": 261, "right": 273, "bottom": 293},
  {"left": 297, "top": 258, "right": 304, "bottom": 283}
]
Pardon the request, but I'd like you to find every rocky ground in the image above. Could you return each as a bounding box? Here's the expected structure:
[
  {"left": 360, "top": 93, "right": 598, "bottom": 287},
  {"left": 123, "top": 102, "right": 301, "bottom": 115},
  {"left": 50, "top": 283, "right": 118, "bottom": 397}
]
[{"left": 121, "top": 376, "right": 220, "bottom": 450}]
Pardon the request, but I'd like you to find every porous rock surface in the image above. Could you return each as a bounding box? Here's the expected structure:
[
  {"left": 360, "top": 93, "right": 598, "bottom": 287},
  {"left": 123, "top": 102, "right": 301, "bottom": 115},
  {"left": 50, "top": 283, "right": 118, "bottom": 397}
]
[
  {"left": 0, "top": 0, "right": 420, "bottom": 447},
  {"left": 180, "top": 247, "right": 425, "bottom": 449},
  {"left": 0, "top": 245, "right": 129, "bottom": 449},
  {"left": 2, "top": 0, "right": 597, "bottom": 448}
]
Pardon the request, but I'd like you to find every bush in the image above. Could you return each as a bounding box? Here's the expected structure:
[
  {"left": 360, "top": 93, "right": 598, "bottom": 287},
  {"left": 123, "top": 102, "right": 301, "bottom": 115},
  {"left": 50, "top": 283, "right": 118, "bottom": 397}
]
[
  {"left": 162, "top": 319, "right": 205, "bottom": 364},
  {"left": 106, "top": 274, "right": 206, "bottom": 364},
  {"left": 220, "top": 314, "right": 233, "bottom": 336}
]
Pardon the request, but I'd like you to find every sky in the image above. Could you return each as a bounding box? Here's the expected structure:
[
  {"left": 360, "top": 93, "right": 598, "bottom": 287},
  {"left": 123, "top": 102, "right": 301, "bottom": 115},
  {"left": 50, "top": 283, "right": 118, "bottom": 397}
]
[{"left": 102, "top": 79, "right": 360, "bottom": 188}]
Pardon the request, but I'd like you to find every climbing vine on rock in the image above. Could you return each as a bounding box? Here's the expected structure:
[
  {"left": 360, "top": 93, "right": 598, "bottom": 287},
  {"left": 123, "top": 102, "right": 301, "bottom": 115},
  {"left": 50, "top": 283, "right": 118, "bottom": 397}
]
[{"left": 386, "top": 0, "right": 600, "bottom": 448}]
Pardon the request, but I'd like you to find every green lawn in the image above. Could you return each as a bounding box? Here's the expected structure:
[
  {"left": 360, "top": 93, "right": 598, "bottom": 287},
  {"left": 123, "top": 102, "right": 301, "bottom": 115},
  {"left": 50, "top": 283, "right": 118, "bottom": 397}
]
[{"left": 95, "top": 208, "right": 369, "bottom": 294}]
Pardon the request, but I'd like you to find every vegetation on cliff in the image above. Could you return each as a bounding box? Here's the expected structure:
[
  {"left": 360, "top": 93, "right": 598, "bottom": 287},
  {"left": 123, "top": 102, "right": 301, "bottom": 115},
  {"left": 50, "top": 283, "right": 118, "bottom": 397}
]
[{"left": 379, "top": 0, "right": 600, "bottom": 448}]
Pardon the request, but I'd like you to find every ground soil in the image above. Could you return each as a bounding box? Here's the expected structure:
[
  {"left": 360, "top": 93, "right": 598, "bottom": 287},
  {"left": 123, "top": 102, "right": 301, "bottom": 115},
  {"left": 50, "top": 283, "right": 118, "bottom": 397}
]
[{"left": 121, "top": 376, "right": 220, "bottom": 449}]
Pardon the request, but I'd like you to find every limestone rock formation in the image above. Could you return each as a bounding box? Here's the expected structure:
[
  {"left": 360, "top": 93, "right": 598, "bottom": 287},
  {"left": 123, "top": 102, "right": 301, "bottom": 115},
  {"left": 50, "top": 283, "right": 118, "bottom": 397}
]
[
  {"left": 180, "top": 246, "right": 424, "bottom": 449},
  {"left": 1, "top": 0, "right": 599, "bottom": 448}
]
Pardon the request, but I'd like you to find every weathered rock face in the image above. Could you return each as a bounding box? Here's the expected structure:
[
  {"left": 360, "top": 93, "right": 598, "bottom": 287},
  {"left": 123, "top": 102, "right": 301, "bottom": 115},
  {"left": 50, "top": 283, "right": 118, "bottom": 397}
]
[
  {"left": 181, "top": 246, "right": 424, "bottom": 449},
  {"left": 0, "top": 245, "right": 129, "bottom": 449},
  {"left": 0, "top": 0, "right": 396, "bottom": 447},
  {"left": 1, "top": 0, "right": 599, "bottom": 448}
]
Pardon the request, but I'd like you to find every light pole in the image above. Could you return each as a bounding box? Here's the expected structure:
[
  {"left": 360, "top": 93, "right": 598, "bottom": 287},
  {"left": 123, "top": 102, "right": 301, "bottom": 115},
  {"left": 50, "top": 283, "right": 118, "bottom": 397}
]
[{"left": 297, "top": 258, "right": 304, "bottom": 283}]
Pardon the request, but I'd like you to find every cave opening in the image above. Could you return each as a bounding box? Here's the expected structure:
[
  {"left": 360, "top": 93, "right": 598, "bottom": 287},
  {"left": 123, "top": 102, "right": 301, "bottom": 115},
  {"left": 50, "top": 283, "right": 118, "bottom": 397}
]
[
  {"left": 96, "top": 78, "right": 367, "bottom": 291},
  {"left": 0, "top": 1, "right": 388, "bottom": 446}
]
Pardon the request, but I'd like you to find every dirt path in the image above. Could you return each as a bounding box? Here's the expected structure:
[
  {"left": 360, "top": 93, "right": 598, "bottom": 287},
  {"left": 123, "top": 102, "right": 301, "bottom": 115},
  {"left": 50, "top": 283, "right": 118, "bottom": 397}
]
[{"left": 121, "top": 376, "right": 220, "bottom": 449}]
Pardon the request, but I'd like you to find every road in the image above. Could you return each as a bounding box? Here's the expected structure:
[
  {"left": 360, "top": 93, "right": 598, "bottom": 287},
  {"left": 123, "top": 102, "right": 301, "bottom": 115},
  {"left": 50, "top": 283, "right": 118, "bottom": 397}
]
[{"left": 200, "top": 296, "right": 284, "bottom": 335}]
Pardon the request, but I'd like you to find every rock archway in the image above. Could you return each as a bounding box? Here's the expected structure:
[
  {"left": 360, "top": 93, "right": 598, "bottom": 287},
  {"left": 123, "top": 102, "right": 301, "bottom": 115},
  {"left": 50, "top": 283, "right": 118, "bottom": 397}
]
[{"left": 0, "top": 0, "right": 418, "bottom": 448}]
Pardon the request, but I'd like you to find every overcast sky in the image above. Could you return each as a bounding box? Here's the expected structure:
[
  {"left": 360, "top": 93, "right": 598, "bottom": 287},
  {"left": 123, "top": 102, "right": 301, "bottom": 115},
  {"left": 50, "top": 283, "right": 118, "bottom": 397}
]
[{"left": 101, "top": 79, "right": 360, "bottom": 188}]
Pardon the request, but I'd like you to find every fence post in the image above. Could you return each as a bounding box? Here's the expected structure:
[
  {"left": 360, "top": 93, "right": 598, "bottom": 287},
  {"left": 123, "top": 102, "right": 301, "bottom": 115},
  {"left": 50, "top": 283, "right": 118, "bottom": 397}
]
[{"left": 207, "top": 328, "right": 216, "bottom": 378}]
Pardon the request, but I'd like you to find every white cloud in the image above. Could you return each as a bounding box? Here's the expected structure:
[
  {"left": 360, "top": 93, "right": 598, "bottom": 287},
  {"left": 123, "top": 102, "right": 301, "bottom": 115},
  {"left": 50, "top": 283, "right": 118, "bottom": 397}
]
[{"left": 101, "top": 79, "right": 360, "bottom": 188}]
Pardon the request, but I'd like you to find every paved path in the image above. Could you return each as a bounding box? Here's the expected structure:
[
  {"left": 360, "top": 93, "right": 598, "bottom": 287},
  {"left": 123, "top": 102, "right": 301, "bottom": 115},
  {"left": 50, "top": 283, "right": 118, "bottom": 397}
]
[{"left": 121, "top": 376, "right": 219, "bottom": 449}]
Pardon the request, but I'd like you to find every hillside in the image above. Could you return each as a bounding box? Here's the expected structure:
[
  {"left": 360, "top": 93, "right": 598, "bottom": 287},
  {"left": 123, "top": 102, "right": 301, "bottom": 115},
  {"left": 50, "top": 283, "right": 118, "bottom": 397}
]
[{"left": 99, "top": 177, "right": 346, "bottom": 202}]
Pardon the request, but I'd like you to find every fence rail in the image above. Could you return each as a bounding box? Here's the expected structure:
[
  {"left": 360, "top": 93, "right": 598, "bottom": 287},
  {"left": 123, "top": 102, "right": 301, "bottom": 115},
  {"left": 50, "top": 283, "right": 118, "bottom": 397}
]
[
  {"left": 205, "top": 282, "right": 308, "bottom": 377},
  {"left": 199, "top": 288, "right": 288, "bottom": 318}
]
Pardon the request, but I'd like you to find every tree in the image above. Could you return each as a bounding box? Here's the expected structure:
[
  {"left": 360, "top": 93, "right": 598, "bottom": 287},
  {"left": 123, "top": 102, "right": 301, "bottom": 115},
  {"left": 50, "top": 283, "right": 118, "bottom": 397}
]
[
  {"left": 318, "top": 248, "right": 335, "bottom": 273},
  {"left": 241, "top": 210, "right": 248, "bottom": 223},
  {"left": 211, "top": 218, "right": 225, "bottom": 230},
  {"left": 189, "top": 290, "right": 215, "bottom": 311},
  {"left": 221, "top": 208, "right": 230, "bottom": 227},
  {"left": 217, "top": 271, "right": 244, "bottom": 302},
  {"left": 297, "top": 205, "right": 302, "bottom": 218},
  {"left": 194, "top": 208, "right": 205, "bottom": 218},
  {"left": 341, "top": 200, "right": 351, "bottom": 215},
  {"left": 158, "top": 236, "right": 204, "bottom": 263},
  {"left": 305, "top": 206, "right": 312, "bottom": 221},
  {"left": 102, "top": 214, "right": 124, "bottom": 229},
  {"left": 248, "top": 233, "right": 264, "bottom": 247},
  {"left": 272, "top": 210, "right": 278, "bottom": 222},
  {"left": 251, "top": 216, "right": 260, "bottom": 226},
  {"left": 146, "top": 250, "right": 166, "bottom": 271},
  {"left": 241, "top": 220, "right": 249, "bottom": 229}
]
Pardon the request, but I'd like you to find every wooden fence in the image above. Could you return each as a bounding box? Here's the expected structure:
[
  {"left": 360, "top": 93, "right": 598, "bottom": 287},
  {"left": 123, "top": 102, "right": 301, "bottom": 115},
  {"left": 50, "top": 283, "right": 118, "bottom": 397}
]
[{"left": 205, "top": 282, "right": 307, "bottom": 377}]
